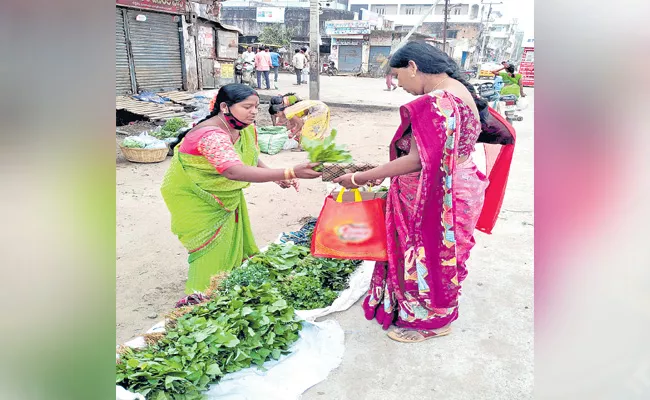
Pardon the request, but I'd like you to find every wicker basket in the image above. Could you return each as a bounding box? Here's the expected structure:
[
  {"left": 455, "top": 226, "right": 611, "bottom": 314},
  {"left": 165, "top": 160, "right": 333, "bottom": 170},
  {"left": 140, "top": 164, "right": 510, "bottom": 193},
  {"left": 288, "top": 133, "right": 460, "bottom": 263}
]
[
  {"left": 119, "top": 145, "right": 169, "bottom": 163},
  {"left": 321, "top": 162, "right": 377, "bottom": 182}
]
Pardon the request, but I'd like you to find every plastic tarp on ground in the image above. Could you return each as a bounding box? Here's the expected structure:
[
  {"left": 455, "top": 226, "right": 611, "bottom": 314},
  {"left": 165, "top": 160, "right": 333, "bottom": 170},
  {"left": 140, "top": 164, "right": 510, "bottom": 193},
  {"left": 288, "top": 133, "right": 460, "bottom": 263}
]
[{"left": 116, "top": 241, "right": 374, "bottom": 400}]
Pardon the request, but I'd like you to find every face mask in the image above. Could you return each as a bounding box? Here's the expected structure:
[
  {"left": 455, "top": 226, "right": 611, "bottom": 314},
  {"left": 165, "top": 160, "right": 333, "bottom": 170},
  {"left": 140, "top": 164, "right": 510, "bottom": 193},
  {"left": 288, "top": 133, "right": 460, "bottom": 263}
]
[{"left": 223, "top": 108, "right": 250, "bottom": 130}]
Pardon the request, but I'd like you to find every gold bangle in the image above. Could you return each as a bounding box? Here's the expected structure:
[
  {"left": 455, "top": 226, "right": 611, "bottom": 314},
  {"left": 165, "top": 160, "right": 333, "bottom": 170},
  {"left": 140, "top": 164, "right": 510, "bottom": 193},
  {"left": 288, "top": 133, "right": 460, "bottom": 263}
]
[
  {"left": 284, "top": 168, "right": 290, "bottom": 180},
  {"left": 289, "top": 167, "right": 296, "bottom": 179}
]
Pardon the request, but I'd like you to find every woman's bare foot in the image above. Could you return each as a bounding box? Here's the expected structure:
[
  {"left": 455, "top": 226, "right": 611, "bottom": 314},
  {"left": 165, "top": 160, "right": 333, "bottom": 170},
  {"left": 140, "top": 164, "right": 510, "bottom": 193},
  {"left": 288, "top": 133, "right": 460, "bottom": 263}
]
[{"left": 387, "top": 325, "right": 452, "bottom": 343}]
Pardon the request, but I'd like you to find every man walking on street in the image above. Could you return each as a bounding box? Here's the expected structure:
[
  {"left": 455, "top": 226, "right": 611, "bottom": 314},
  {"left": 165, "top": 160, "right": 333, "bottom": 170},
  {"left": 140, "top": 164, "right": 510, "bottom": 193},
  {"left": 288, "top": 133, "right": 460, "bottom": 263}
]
[
  {"left": 254, "top": 47, "right": 272, "bottom": 90},
  {"left": 300, "top": 47, "right": 310, "bottom": 84},
  {"left": 268, "top": 47, "right": 281, "bottom": 89},
  {"left": 292, "top": 49, "right": 306, "bottom": 85}
]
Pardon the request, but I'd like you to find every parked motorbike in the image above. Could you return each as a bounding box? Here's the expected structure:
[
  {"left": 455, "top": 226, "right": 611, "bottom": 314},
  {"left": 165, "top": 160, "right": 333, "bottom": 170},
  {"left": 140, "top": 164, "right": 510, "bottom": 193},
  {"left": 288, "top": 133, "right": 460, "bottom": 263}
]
[
  {"left": 476, "top": 82, "right": 523, "bottom": 123},
  {"left": 462, "top": 69, "right": 477, "bottom": 80},
  {"left": 235, "top": 60, "right": 255, "bottom": 88},
  {"left": 496, "top": 95, "right": 524, "bottom": 123},
  {"left": 321, "top": 61, "right": 338, "bottom": 76}
]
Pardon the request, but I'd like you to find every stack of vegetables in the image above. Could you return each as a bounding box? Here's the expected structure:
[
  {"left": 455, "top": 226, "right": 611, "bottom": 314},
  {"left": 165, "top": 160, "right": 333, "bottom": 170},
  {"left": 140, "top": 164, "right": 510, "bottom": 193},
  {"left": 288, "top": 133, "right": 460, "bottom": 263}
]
[
  {"left": 117, "top": 229, "right": 363, "bottom": 399},
  {"left": 117, "top": 282, "right": 302, "bottom": 400}
]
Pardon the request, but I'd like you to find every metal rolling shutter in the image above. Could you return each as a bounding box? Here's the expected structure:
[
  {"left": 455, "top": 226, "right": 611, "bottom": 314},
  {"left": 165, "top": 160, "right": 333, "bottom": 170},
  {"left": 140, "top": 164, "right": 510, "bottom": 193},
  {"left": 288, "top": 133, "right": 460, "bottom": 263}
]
[
  {"left": 115, "top": 8, "right": 133, "bottom": 94},
  {"left": 126, "top": 10, "right": 183, "bottom": 92},
  {"left": 338, "top": 45, "right": 363, "bottom": 72}
]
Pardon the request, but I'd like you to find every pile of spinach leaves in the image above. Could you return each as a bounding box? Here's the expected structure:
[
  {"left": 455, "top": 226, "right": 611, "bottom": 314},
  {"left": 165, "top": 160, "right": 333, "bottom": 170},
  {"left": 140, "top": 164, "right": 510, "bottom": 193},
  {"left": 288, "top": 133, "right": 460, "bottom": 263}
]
[
  {"left": 116, "top": 283, "right": 302, "bottom": 400},
  {"left": 222, "top": 243, "right": 361, "bottom": 311}
]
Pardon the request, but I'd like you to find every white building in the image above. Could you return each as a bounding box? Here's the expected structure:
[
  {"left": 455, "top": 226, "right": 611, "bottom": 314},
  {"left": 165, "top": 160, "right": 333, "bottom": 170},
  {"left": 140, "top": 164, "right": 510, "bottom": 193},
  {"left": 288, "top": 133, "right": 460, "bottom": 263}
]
[
  {"left": 348, "top": 1, "right": 484, "bottom": 30},
  {"left": 222, "top": 0, "right": 349, "bottom": 11}
]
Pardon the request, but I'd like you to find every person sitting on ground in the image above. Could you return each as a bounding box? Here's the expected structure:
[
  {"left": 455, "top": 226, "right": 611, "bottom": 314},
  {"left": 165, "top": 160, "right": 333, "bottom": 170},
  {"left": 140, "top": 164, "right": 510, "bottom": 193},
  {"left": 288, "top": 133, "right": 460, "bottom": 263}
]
[{"left": 268, "top": 93, "right": 331, "bottom": 150}]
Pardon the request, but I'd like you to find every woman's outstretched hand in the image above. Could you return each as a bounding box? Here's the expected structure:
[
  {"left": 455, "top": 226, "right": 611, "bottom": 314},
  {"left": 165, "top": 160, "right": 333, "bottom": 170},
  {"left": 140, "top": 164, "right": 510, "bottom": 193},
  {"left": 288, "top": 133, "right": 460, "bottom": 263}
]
[
  {"left": 334, "top": 173, "right": 366, "bottom": 189},
  {"left": 293, "top": 163, "right": 322, "bottom": 179}
]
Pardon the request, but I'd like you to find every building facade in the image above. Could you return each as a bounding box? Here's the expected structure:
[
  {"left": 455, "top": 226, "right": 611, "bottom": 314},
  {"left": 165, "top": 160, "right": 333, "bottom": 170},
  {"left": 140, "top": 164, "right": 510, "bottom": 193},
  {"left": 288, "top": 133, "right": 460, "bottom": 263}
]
[{"left": 115, "top": 0, "right": 240, "bottom": 95}]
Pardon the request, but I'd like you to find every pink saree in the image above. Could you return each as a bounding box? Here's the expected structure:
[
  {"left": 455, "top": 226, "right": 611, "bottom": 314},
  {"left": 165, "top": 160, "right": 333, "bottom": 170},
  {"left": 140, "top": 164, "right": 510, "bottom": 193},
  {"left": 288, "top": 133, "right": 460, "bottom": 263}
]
[{"left": 362, "top": 91, "right": 489, "bottom": 330}]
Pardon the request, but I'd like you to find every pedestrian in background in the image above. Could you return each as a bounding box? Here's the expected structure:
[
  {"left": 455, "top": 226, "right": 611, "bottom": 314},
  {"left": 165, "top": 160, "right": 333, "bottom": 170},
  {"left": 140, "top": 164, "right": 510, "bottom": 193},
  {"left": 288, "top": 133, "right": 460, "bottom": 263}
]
[
  {"left": 300, "top": 47, "right": 309, "bottom": 84},
  {"left": 254, "top": 47, "right": 272, "bottom": 90},
  {"left": 292, "top": 49, "right": 306, "bottom": 85},
  {"left": 268, "top": 47, "right": 281, "bottom": 89},
  {"left": 383, "top": 55, "right": 397, "bottom": 91}
]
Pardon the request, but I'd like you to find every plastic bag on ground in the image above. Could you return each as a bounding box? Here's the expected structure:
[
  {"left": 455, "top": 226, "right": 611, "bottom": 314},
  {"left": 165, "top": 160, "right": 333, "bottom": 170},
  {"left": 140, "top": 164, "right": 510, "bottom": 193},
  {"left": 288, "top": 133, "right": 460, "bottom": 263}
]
[
  {"left": 282, "top": 138, "right": 300, "bottom": 151},
  {"left": 258, "top": 133, "right": 288, "bottom": 155}
]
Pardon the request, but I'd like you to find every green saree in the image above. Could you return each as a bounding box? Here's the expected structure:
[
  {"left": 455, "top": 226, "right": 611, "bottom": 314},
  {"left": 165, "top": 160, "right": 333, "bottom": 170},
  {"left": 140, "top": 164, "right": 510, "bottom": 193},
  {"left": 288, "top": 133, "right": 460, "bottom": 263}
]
[
  {"left": 161, "top": 125, "right": 260, "bottom": 294},
  {"left": 499, "top": 72, "right": 523, "bottom": 98}
]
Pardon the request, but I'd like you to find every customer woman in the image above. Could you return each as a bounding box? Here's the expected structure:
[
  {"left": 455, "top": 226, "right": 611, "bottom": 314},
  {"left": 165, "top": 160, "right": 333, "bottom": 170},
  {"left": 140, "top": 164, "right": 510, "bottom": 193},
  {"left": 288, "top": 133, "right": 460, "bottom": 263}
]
[
  {"left": 268, "top": 93, "right": 331, "bottom": 146},
  {"left": 491, "top": 61, "right": 526, "bottom": 98},
  {"left": 334, "top": 41, "right": 508, "bottom": 343},
  {"left": 161, "top": 84, "right": 321, "bottom": 294}
]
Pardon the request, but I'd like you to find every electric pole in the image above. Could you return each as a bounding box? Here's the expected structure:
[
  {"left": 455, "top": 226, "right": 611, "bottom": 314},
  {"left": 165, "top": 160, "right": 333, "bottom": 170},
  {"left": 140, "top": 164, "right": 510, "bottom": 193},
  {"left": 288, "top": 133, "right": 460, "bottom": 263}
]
[
  {"left": 309, "top": 0, "right": 320, "bottom": 100},
  {"left": 479, "top": 1, "right": 502, "bottom": 62},
  {"left": 442, "top": 0, "right": 449, "bottom": 53}
]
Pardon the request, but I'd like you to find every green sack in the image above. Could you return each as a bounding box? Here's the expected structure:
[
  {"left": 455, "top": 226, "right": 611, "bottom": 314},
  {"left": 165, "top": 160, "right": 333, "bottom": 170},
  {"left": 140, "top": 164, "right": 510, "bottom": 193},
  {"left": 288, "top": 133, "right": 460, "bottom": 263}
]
[
  {"left": 258, "top": 132, "right": 288, "bottom": 155},
  {"left": 258, "top": 126, "right": 289, "bottom": 136}
]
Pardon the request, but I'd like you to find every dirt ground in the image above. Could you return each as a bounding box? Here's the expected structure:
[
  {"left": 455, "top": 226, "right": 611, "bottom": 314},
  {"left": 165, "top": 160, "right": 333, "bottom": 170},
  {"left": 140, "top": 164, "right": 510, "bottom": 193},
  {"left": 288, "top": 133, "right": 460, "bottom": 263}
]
[
  {"left": 117, "top": 89, "right": 534, "bottom": 398},
  {"left": 116, "top": 105, "right": 399, "bottom": 344}
]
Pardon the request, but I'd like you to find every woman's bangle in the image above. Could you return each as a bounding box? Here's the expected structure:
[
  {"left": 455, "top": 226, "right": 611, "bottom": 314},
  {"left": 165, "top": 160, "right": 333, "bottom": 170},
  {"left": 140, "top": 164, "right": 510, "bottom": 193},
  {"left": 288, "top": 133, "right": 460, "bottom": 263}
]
[
  {"left": 351, "top": 172, "right": 362, "bottom": 187},
  {"left": 289, "top": 167, "right": 296, "bottom": 180},
  {"left": 284, "top": 168, "right": 291, "bottom": 180}
]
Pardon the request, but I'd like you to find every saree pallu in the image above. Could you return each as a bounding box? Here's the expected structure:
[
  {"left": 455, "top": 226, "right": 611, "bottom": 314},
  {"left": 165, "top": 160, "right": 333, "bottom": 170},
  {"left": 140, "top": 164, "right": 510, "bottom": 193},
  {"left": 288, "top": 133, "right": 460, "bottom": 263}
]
[
  {"left": 362, "top": 91, "right": 489, "bottom": 330},
  {"left": 283, "top": 100, "right": 330, "bottom": 140},
  {"left": 160, "top": 125, "right": 260, "bottom": 294}
]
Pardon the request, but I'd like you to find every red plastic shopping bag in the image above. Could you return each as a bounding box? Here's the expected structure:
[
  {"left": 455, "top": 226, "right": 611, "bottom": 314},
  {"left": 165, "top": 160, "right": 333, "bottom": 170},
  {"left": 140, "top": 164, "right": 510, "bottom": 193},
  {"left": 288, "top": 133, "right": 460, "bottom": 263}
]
[{"left": 311, "top": 188, "right": 388, "bottom": 261}]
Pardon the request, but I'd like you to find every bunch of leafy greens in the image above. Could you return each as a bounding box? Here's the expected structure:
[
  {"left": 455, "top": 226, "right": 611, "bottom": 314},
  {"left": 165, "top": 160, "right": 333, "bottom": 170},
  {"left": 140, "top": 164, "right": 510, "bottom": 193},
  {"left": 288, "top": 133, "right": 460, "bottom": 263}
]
[
  {"left": 222, "top": 243, "right": 362, "bottom": 311},
  {"left": 301, "top": 129, "right": 353, "bottom": 172},
  {"left": 122, "top": 137, "right": 146, "bottom": 148},
  {"left": 116, "top": 283, "right": 302, "bottom": 400},
  {"left": 152, "top": 118, "right": 189, "bottom": 139}
]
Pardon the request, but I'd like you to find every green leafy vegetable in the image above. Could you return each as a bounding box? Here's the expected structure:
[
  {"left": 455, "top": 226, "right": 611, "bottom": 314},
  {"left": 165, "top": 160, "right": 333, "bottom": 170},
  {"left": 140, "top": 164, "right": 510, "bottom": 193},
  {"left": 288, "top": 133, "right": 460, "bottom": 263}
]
[
  {"left": 302, "top": 129, "right": 353, "bottom": 172},
  {"left": 223, "top": 243, "right": 362, "bottom": 311},
  {"left": 116, "top": 283, "right": 302, "bottom": 399},
  {"left": 151, "top": 118, "right": 188, "bottom": 139},
  {"left": 122, "top": 137, "right": 146, "bottom": 148}
]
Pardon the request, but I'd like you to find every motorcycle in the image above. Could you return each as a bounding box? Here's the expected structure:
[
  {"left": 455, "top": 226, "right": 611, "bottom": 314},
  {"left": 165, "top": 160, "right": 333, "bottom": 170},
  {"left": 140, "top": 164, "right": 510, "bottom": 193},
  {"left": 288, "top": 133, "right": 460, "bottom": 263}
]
[
  {"left": 235, "top": 60, "right": 255, "bottom": 88},
  {"left": 462, "top": 68, "right": 477, "bottom": 80},
  {"left": 321, "top": 61, "right": 338, "bottom": 76},
  {"left": 476, "top": 82, "right": 523, "bottom": 123}
]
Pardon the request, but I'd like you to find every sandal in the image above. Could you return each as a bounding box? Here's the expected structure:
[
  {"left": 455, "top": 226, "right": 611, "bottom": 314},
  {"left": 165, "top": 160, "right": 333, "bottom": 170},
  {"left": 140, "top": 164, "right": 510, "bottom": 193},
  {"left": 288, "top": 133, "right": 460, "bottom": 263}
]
[{"left": 387, "top": 326, "right": 451, "bottom": 343}]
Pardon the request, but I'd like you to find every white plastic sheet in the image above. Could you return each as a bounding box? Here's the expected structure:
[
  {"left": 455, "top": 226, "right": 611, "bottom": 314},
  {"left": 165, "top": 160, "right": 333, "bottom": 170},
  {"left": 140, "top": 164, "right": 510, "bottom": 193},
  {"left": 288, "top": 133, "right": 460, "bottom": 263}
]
[
  {"left": 116, "top": 320, "right": 346, "bottom": 400},
  {"left": 116, "top": 236, "right": 374, "bottom": 400},
  {"left": 203, "top": 320, "right": 344, "bottom": 399}
]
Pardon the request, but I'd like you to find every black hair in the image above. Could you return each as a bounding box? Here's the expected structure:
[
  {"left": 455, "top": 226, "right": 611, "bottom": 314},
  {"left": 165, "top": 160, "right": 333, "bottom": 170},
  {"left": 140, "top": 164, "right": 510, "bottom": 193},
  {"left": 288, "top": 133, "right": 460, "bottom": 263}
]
[
  {"left": 268, "top": 92, "right": 301, "bottom": 116},
  {"left": 505, "top": 64, "right": 515, "bottom": 77},
  {"left": 176, "top": 84, "right": 258, "bottom": 144},
  {"left": 295, "top": 49, "right": 300, "bottom": 53},
  {"left": 390, "top": 41, "right": 488, "bottom": 123},
  {"left": 300, "top": 46, "right": 307, "bottom": 52},
  {"left": 264, "top": 46, "right": 270, "bottom": 51}
]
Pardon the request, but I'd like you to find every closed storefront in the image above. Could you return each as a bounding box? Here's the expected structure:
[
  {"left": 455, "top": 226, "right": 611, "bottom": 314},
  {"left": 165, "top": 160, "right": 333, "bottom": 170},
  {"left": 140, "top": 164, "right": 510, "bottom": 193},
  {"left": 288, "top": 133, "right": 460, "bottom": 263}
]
[
  {"left": 197, "top": 21, "right": 239, "bottom": 89},
  {"left": 126, "top": 9, "right": 184, "bottom": 92},
  {"left": 336, "top": 42, "right": 363, "bottom": 73},
  {"left": 368, "top": 46, "right": 391, "bottom": 76},
  {"left": 115, "top": 1, "right": 186, "bottom": 94},
  {"left": 115, "top": 8, "right": 134, "bottom": 94}
]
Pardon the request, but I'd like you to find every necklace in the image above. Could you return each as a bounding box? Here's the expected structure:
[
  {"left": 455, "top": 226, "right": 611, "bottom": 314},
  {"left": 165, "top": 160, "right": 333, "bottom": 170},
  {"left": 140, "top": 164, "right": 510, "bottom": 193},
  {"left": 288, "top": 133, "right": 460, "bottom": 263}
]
[
  {"left": 431, "top": 76, "right": 449, "bottom": 92},
  {"left": 217, "top": 115, "right": 239, "bottom": 143}
]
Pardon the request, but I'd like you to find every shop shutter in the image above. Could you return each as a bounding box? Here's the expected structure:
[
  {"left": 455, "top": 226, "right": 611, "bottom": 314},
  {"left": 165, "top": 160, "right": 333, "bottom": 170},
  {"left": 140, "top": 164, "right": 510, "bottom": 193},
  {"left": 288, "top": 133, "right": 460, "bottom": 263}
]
[
  {"left": 115, "top": 8, "right": 133, "bottom": 95},
  {"left": 126, "top": 10, "right": 183, "bottom": 92}
]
